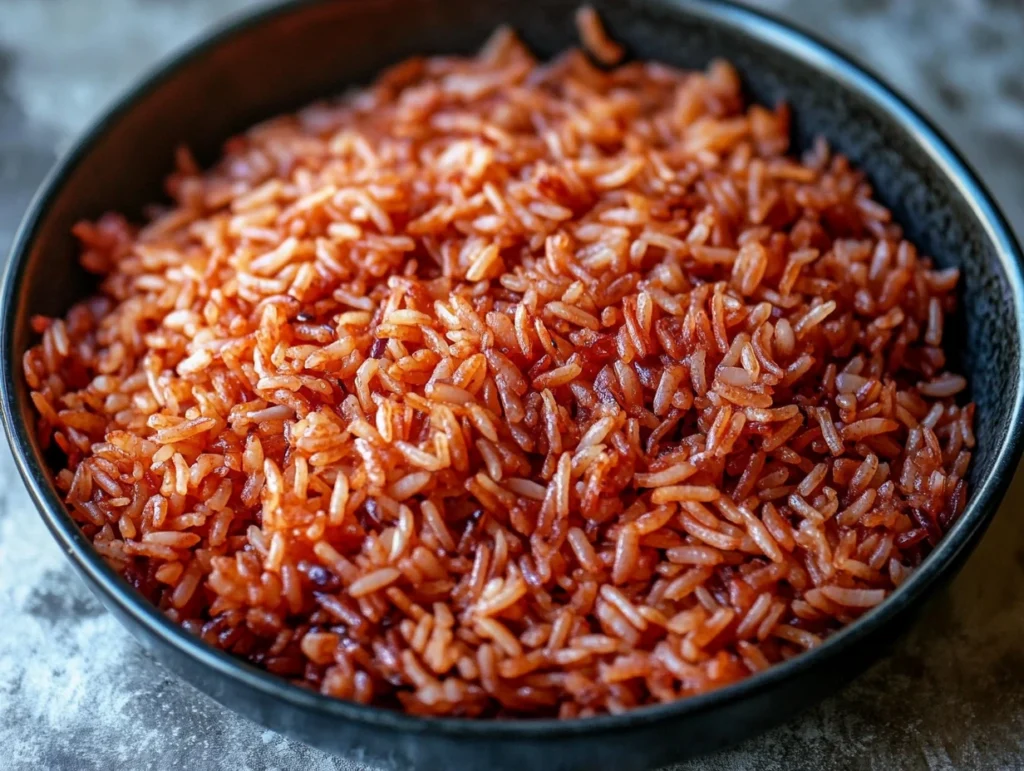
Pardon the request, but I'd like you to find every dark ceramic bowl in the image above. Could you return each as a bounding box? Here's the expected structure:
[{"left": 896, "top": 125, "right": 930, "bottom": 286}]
[{"left": 3, "top": 1, "right": 1023, "bottom": 769}]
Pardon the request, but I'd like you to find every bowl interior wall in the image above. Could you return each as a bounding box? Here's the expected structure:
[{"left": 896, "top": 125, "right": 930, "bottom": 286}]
[{"left": 11, "top": 0, "right": 1017, "bottom": 494}]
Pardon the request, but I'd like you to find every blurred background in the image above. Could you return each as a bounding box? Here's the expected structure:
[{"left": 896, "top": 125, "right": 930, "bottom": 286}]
[{"left": 0, "top": 1, "right": 1022, "bottom": 769}]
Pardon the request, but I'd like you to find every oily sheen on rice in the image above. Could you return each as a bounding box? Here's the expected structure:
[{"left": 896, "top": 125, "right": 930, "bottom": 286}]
[{"left": 24, "top": 13, "right": 974, "bottom": 718}]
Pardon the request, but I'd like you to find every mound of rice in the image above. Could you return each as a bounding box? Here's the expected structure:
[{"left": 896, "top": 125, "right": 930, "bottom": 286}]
[{"left": 24, "top": 11, "right": 973, "bottom": 718}]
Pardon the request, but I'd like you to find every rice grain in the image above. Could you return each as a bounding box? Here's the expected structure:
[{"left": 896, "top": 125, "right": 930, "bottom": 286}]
[{"left": 26, "top": 17, "right": 973, "bottom": 719}]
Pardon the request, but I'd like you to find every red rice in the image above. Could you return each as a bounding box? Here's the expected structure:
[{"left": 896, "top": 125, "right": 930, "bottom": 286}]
[{"left": 25, "top": 15, "right": 973, "bottom": 719}]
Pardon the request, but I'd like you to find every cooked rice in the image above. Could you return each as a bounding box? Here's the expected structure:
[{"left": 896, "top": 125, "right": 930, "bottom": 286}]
[{"left": 24, "top": 14, "right": 973, "bottom": 719}]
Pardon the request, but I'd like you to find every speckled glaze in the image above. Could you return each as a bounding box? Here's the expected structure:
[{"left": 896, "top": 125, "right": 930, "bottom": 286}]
[{"left": 2, "top": 1, "right": 1023, "bottom": 770}]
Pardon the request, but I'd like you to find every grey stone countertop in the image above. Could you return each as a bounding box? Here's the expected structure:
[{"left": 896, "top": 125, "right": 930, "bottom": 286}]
[{"left": 1, "top": 0, "right": 1023, "bottom": 769}]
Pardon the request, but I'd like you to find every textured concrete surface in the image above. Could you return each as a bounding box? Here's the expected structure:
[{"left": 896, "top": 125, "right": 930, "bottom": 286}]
[{"left": 1, "top": 0, "right": 1023, "bottom": 769}]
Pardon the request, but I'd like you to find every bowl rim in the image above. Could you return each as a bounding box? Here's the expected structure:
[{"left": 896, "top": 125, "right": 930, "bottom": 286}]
[{"left": 3, "top": 0, "right": 1024, "bottom": 740}]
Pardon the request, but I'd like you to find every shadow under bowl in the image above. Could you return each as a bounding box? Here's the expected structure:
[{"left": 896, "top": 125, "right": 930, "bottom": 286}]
[{"left": 2, "top": 1, "right": 1023, "bottom": 769}]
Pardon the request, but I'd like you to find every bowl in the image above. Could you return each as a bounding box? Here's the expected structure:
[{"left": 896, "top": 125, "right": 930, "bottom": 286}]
[{"left": 3, "top": 1, "right": 1023, "bottom": 769}]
